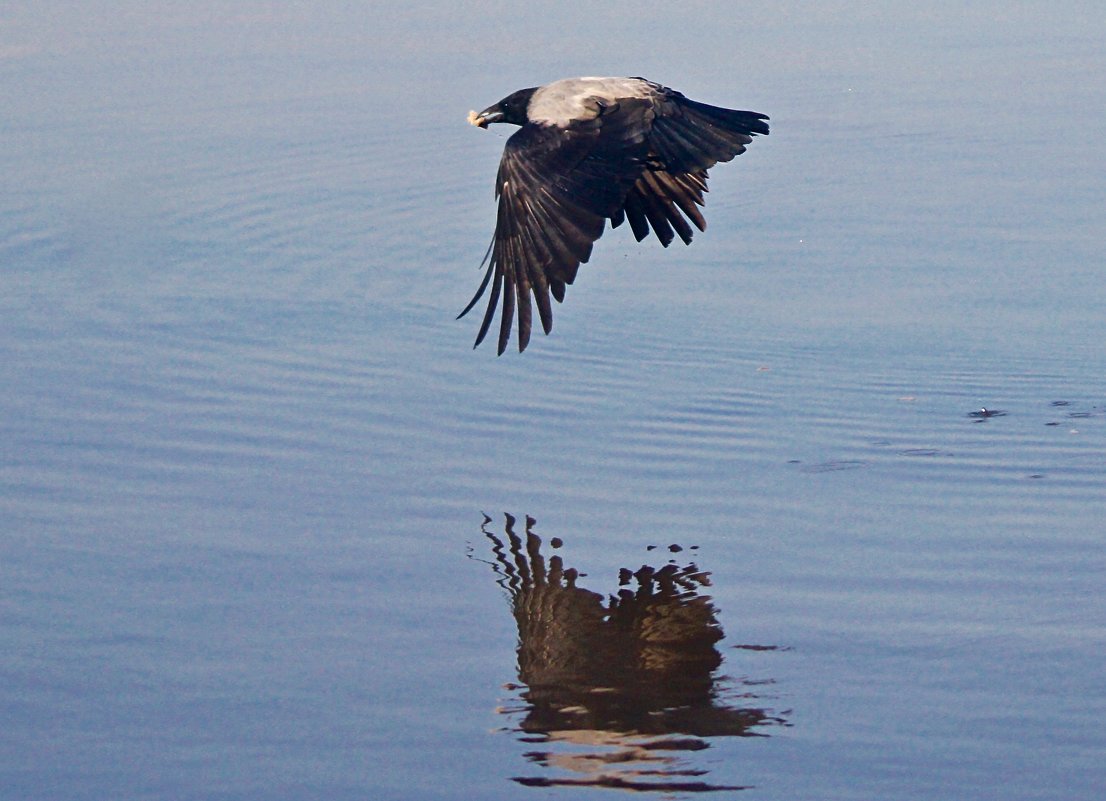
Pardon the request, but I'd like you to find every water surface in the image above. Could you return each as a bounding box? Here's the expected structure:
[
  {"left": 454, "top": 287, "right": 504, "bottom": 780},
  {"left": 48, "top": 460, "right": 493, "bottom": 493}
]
[{"left": 2, "top": 3, "right": 1105, "bottom": 800}]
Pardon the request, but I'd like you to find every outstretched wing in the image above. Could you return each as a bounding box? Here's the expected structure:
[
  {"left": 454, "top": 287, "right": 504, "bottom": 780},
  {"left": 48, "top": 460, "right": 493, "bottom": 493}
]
[
  {"left": 459, "top": 100, "right": 653, "bottom": 354},
  {"left": 612, "top": 83, "right": 769, "bottom": 247}
]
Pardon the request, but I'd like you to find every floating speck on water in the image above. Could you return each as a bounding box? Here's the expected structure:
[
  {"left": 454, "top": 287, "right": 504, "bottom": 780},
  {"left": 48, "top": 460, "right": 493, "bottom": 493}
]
[
  {"left": 969, "top": 408, "right": 1008, "bottom": 420},
  {"left": 801, "top": 460, "right": 867, "bottom": 473}
]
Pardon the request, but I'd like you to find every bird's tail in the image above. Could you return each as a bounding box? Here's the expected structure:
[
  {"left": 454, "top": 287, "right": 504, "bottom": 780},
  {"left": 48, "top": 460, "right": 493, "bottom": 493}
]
[
  {"left": 650, "top": 97, "right": 769, "bottom": 174},
  {"left": 679, "top": 98, "right": 770, "bottom": 138}
]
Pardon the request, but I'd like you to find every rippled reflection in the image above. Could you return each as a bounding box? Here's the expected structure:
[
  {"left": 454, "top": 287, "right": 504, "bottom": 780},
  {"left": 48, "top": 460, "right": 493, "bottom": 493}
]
[{"left": 476, "top": 513, "right": 789, "bottom": 792}]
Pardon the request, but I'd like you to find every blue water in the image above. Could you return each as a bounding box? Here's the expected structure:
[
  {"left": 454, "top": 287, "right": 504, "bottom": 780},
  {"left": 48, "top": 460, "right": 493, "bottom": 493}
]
[{"left": 3, "top": 3, "right": 1105, "bottom": 800}]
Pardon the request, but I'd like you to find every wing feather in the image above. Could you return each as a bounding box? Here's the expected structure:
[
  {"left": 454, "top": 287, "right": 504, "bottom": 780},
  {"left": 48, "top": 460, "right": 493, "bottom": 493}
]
[
  {"left": 460, "top": 100, "right": 653, "bottom": 353},
  {"left": 473, "top": 249, "right": 502, "bottom": 349},
  {"left": 610, "top": 82, "right": 768, "bottom": 247}
]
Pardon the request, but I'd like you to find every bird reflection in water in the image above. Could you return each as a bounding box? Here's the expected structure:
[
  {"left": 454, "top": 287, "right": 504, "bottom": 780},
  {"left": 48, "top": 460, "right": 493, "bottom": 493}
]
[{"left": 475, "top": 513, "right": 789, "bottom": 792}]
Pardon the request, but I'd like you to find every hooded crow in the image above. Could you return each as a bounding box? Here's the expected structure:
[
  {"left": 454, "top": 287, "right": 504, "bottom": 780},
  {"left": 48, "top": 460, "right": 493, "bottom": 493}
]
[{"left": 460, "top": 76, "right": 769, "bottom": 355}]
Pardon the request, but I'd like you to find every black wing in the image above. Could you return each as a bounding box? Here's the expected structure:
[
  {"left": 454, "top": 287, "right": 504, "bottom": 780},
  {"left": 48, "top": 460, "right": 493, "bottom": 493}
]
[
  {"left": 460, "top": 100, "right": 653, "bottom": 354},
  {"left": 612, "top": 83, "right": 769, "bottom": 247}
]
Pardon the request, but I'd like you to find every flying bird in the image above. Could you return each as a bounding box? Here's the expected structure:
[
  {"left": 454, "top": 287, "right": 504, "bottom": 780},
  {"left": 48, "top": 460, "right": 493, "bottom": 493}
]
[{"left": 460, "top": 76, "right": 769, "bottom": 355}]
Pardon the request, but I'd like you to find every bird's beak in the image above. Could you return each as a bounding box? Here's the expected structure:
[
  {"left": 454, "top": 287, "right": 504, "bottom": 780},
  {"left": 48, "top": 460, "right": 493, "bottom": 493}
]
[{"left": 468, "top": 106, "right": 504, "bottom": 129}]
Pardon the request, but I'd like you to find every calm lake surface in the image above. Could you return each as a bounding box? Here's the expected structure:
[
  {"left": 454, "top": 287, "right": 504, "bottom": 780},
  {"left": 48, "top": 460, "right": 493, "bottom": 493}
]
[{"left": 3, "top": 3, "right": 1104, "bottom": 799}]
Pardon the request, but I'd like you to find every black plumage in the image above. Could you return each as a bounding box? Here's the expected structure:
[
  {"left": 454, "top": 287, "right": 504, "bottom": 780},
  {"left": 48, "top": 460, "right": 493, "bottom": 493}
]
[{"left": 461, "top": 77, "right": 769, "bottom": 354}]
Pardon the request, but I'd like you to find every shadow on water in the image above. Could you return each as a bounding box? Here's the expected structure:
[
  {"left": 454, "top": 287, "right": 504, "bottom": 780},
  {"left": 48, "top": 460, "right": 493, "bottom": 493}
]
[{"left": 472, "top": 513, "right": 789, "bottom": 793}]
